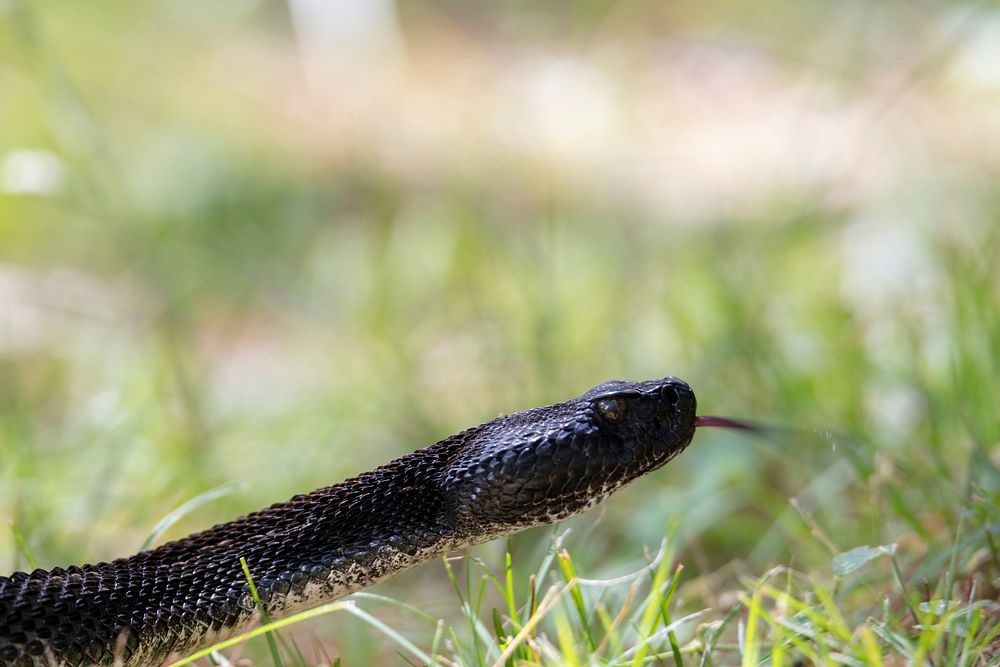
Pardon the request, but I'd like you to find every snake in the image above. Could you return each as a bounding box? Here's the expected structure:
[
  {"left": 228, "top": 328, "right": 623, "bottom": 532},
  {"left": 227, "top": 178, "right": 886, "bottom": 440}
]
[{"left": 1, "top": 376, "right": 704, "bottom": 666}]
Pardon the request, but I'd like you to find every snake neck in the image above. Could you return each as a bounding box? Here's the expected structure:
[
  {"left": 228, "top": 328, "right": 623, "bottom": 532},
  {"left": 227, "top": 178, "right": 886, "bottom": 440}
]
[{"left": 0, "top": 432, "right": 476, "bottom": 666}]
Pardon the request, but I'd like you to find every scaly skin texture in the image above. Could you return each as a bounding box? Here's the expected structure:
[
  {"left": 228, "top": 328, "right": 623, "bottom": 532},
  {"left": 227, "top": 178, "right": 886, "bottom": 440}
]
[{"left": 0, "top": 376, "right": 697, "bottom": 666}]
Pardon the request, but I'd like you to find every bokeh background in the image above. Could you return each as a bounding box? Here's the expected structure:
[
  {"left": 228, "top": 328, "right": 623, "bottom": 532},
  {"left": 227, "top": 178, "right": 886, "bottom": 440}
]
[{"left": 2, "top": 0, "right": 999, "bottom": 663}]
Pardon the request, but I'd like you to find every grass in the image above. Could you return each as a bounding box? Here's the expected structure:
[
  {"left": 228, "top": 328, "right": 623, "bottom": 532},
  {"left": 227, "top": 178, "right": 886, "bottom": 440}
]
[
  {"left": 2, "top": 0, "right": 1000, "bottom": 664},
  {"left": 142, "top": 514, "right": 999, "bottom": 665}
]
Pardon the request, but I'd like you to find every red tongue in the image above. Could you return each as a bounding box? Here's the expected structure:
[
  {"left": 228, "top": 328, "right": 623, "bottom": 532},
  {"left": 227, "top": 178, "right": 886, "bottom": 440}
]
[{"left": 694, "top": 415, "right": 760, "bottom": 432}]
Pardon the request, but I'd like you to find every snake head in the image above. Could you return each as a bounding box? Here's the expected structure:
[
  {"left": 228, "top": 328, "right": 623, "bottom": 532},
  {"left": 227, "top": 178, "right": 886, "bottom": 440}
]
[{"left": 444, "top": 376, "right": 697, "bottom": 537}]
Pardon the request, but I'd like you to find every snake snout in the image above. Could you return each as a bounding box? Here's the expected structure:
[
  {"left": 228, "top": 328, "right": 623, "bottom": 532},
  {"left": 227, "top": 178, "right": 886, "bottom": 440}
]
[
  {"left": 662, "top": 377, "right": 696, "bottom": 423},
  {"left": 636, "top": 376, "right": 696, "bottom": 434},
  {"left": 657, "top": 377, "right": 693, "bottom": 407}
]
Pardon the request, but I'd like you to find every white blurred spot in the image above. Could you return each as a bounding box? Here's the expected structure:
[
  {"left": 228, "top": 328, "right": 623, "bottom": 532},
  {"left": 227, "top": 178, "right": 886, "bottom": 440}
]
[
  {"left": 516, "top": 57, "right": 616, "bottom": 158},
  {"left": 840, "top": 216, "right": 934, "bottom": 312},
  {"left": 0, "top": 265, "right": 128, "bottom": 353},
  {"left": 947, "top": 8, "right": 1000, "bottom": 90},
  {"left": 863, "top": 382, "right": 924, "bottom": 444},
  {"left": 288, "top": 0, "right": 403, "bottom": 84},
  {"left": 85, "top": 390, "right": 128, "bottom": 429},
  {"left": 2, "top": 148, "right": 63, "bottom": 195}
]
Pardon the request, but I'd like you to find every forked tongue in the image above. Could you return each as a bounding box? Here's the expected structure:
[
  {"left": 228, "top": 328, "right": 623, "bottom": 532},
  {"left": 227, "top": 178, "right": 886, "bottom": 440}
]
[
  {"left": 696, "top": 416, "right": 854, "bottom": 456},
  {"left": 694, "top": 415, "right": 767, "bottom": 434}
]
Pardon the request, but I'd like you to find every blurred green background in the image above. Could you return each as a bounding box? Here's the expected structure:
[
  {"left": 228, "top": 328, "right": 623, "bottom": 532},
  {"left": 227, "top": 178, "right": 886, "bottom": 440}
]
[{"left": 1, "top": 0, "right": 998, "bottom": 663}]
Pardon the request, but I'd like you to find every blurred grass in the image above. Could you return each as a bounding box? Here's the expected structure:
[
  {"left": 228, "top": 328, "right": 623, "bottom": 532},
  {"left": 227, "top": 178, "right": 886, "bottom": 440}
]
[{"left": 1, "top": 0, "right": 999, "bottom": 664}]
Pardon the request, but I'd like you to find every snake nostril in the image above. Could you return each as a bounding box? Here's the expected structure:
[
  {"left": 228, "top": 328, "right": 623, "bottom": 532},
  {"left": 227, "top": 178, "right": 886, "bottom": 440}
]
[{"left": 660, "top": 386, "right": 679, "bottom": 405}]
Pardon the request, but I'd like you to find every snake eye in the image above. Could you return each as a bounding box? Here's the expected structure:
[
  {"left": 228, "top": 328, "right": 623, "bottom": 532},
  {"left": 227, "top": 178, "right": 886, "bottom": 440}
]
[{"left": 596, "top": 397, "right": 628, "bottom": 422}]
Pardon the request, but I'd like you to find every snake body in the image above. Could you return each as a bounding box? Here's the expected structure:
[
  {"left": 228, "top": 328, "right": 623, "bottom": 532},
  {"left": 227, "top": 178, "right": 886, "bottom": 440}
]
[{"left": 0, "top": 376, "right": 697, "bottom": 666}]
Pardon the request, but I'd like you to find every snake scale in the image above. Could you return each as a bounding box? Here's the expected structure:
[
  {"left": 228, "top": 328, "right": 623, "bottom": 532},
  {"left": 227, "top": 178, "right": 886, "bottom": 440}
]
[{"left": 0, "top": 376, "right": 699, "bottom": 666}]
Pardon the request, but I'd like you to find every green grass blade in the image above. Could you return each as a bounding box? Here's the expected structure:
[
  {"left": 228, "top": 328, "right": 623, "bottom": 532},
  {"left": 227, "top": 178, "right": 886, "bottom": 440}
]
[
  {"left": 342, "top": 604, "right": 435, "bottom": 665},
  {"left": 429, "top": 618, "right": 445, "bottom": 667},
  {"left": 490, "top": 582, "right": 572, "bottom": 667},
  {"left": 240, "top": 556, "right": 283, "bottom": 667},
  {"left": 503, "top": 549, "right": 523, "bottom": 631},
  {"left": 556, "top": 548, "right": 595, "bottom": 652},
  {"left": 351, "top": 591, "right": 439, "bottom": 625},
  {"left": 168, "top": 601, "right": 353, "bottom": 667},
  {"left": 141, "top": 483, "right": 242, "bottom": 551},
  {"left": 658, "top": 564, "right": 685, "bottom": 667},
  {"left": 741, "top": 589, "right": 762, "bottom": 667},
  {"left": 9, "top": 520, "right": 39, "bottom": 571}
]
